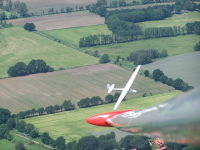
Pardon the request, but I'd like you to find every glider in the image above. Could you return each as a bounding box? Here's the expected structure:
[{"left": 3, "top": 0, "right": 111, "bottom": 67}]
[
  {"left": 107, "top": 65, "right": 141, "bottom": 110},
  {"left": 87, "top": 67, "right": 200, "bottom": 145}
]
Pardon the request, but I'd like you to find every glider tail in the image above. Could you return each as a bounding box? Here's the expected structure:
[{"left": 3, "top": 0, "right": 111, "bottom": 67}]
[{"left": 107, "top": 84, "right": 115, "bottom": 93}]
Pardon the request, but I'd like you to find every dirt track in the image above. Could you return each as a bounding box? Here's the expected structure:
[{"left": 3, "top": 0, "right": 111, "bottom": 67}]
[{"left": 8, "top": 11, "right": 104, "bottom": 31}]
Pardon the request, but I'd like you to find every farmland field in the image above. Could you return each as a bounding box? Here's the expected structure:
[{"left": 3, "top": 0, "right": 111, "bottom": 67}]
[
  {"left": 142, "top": 52, "right": 200, "bottom": 87},
  {"left": 0, "top": 64, "right": 175, "bottom": 113},
  {"left": 25, "top": 91, "right": 181, "bottom": 142},
  {"left": 139, "top": 11, "right": 200, "bottom": 28},
  {"left": 84, "top": 34, "right": 200, "bottom": 60},
  {"left": 8, "top": 11, "right": 105, "bottom": 31},
  {"left": 12, "top": 0, "right": 98, "bottom": 13},
  {"left": 43, "top": 24, "right": 111, "bottom": 46},
  {"left": 0, "top": 27, "right": 98, "bottom": 78}
]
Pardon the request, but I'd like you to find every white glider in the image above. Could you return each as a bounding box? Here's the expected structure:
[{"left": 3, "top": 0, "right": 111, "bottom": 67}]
[{"left": 111, "top": 65, "right": 141, "bottom": 110}]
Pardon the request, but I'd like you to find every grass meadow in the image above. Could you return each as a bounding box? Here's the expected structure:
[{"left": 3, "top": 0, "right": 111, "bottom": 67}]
[
  {"left": 0, "top": 64, "right": 175, "bottom": 113},
  {"left": 0, "top": 27, "right": 98, "bottom": 78},
  {"left": 25, "top": 91, "right": 181, "bottom": 142},
  {"left": 43, "top": 24, "right": 111, "bottom": 46},
  {"left": 138, "top": 11, "right": 200, "bottom": 28},
  {"left": 84, "top": 34, "right": 200, "bottom": 60}
]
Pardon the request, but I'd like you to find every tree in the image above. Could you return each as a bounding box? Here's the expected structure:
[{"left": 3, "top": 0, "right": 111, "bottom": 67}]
[
  {"left": 78, "top": 136, "right": 99, "bottom": 150},
  {"left": 99, "top": 54, "right": 110, "bottom": 64},
  {"left": 30, "top": 128, "right": 39, "bottom": 138},
  {"left": 6, "top": 118, "right": 16, "bottom": 130},
  {"left": 37, "top": 107, "right": 45, "bottom": 115},
  {"left": 172, "top": 78, "right": 184, "bottom": 90},
  {"left": 7, "top": 62, "right": 28, "bottom": 77},
  {"left": 24, "top": 23, "right": 35, "bottom": 31},
  {"left": 25, "top": 123, "right": 34, "bottom": 134},
  {"left": 160, "top": 75, "right": 168, "bottom": 84},
  {"left": 17, "top": 120, "right": 26, "bottom": 132},
  {"left": 41, "top": 132, "right": 52, "bottom": 145},
  {"left": 105, "top": 94, "right": 114, "bottom": 103},
  {"left": 0, "top": 124, "right": 9, "bottom": 139},
  {"left": 153, "top": 69, "right": 164, "bottom": 81},
  {"left": 194, "top": 41, "right": 200, "bottom": 51},
  {"left": 62, "top": 100, "right": 75, "bottom": 111},
  {"left": 15, "top": 141, "right": 26, "bottom": 150},
  {"left": 0, "top": 108, "right": 11, "bottom": 124},
  {"left": 97, "top": 6, "right": 107, "bottom": 17},
  {"left": 55, "top": 136, "right": 66, "bottom": 150},
  {"left": 144, "top": 70, "right": 149, "bottom": 77},
  {"left": 130, "top": 135, "right": 151, "bottom": 150}
]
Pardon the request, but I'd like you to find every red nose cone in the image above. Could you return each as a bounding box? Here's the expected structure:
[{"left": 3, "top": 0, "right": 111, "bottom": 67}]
[{"left": 86, "top": 110, "right": 134, "bottom": 127}]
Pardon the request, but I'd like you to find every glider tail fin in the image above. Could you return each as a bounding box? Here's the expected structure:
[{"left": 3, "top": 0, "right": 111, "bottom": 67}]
[{"left": 107, "top": 84, "right": 115, "bottom": 93}]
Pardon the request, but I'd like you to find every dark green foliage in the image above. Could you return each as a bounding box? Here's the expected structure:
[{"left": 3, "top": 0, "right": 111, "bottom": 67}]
[
  {"left": 55, "top": 136, "right": 66, "bottom": 150},
  {"left": 99, "top": 54, "right": 110, "bottom": 64},
  {"left": 41, "top": 132, "right": 52, "bottom": 145},
  {"left": 7, "top": 59, "right": 54, "bottom": 77},
  {"left": 6, "top": 118, "right": 16, "bottom": 130},
  {"left": 130, "top": 135, "right": 151, "bottom": 150},
  {"left": 27, "top": 59, "right": 54, "bottom": 74},
  {"left": 166, "top": 78, "right": 173, "bottom": 86},
  {"left": 166, "top": 142, "right": 187, "bottom": 150},
  {"left": 160, "top": 75, "right": 168, "bottom": 84},
  {"left": 186, "top": 21, "right": 200, "bottom": 35},
  {"left": 144, "top": 70, "right": 149, "bottom": 77},
  {"left": 120, "top": 135, "right": 151, "bottom": 150},
  {"left": 17, "top": 120, "right": 26, "bottom": 132},
  {"left": 15, "top": 141, "right": 26, "bottom": 150},
  {"left": 194, "top": 41, "right": 200, "bottom": 51},
  {"left": 78, "top": 136, "right": 99, "bottom": 150},
  {"left": 66, "top": 140, "right": 78, "bottom": 150},
  {"left": 25, "top": 123, "right": 34, "bottom": 134},
  {"left": 153, "top": 69, "right": 164, "bottom": 81},
  {"left": 105, "top": 94, "right": 114, "bottom": 103},
  {"left": 97, "top": 6, "right": 107, "bottom": 17},
  {"left": 98, "top": 132, "right": 118, "bottom": 150},
  {"left": 14, "top": 1, "right": 28, "bottom": 17},
  {"left": 0, "top": 124, "right": 9, "bottom": 139},
  {"left": 128, "top": 49, "right": 168, "bottom": 65},
  {"left": 0, "top": 11, "right": 7, "bottom": 20},
  {"left": 30, "top": 128, "right": 39, "bottom": 138},
  {"left": 0, "top": 108, "right": 11, "bottom": 125},
  {"left": 37, "top": 107, "right": 45, "bottom": 115},
  {"left": 7, "top": 62, "right": 28, "bottom": 77},
  {"left": 62, "top": 100, "right": 75, "bottom": 111},
  {"left": 183, "top": 145, "right": 200, "bottom": 150},
  {"left": 45, "top": 105, "right": 54, "bottom": 114},
  {"left": 24, "top": 23, "right": 36, "bottom": 31}
]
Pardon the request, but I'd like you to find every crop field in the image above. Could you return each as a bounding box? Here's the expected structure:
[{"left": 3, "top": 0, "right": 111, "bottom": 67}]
[
  {"left": 0, "top": 27, "right": 98, "bottom": 78},
  {"left": 12, "top": 0, "right": 97, "bottom": 13},
  {"left": 8, "top": 11, "right": 105, "bottom": 31},
  {"left": 84, "top": 34, "right": 200, "bottom": 60},
  {"left": 142, "top": 52, "right": 200, "bottom": 87},
  {"left": 24, "top": 91, "right": 181, "bottom": 142},
  {"left": 43, "top": 24, "right": 111, "bottom": 46},
  {"left": 139, "top": 11, "right": 200, "bottom": 28},
  {"left": 0, "top": 63, "right": 175, "bottom": 113}
]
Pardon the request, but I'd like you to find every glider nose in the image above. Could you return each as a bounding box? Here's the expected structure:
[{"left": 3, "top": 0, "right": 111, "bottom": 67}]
[{"left": 86, "top": 114, "right": 112, "bottom": 127}]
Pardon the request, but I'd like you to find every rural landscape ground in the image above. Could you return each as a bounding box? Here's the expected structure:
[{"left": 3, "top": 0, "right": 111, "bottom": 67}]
[{"left": 0, "top": 0, "right": 200, "bottom": 149}]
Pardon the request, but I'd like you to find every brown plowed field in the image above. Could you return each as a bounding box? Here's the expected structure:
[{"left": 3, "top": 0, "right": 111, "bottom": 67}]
[
  {"left": 0, "top": 64, "right": 174, "bottom": 113},
  {"left": 13, "top": 0, "right": 98, "bottom": 13},
  {"left": 8, "top": 12, "right": 105, "bottom": 31}
]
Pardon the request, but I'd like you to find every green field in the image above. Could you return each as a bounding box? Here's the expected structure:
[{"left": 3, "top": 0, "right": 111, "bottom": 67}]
[
  {"left": 24, "top": 91, "right": 181, "bottom": 142},
  {"left": 0, "top": 139, "right": 15, "bottom": 150},
  {"left": 139, "top": 11, "right": 200, "bottom": 28},
  {"left": 84, "top": 34, "right": 200, "bottom": 60},
  {"left": 0, "top": 64, "right": 175, "bottom": 113},
  {"left": 0, "top": 27, "right": 98, "bottom": 78},
  {"left": 43, "top": 24, "right": 111, "bottom": 47}
]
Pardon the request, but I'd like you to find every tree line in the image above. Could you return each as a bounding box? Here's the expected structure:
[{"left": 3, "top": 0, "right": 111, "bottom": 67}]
[
  {"left": 7, "top": 59, "right": 54, "bottom": 77},
  {"left": 0, "top": 0, "right": 28, "bottom": 18},
  {"left": 127, "top": 49, "right": 168, "bottom": 65},
  {"left": 144, "top": 69, "right": 193, "bottom": 91}
]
